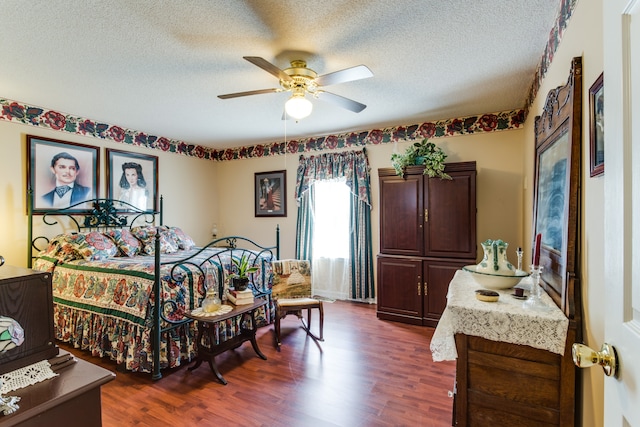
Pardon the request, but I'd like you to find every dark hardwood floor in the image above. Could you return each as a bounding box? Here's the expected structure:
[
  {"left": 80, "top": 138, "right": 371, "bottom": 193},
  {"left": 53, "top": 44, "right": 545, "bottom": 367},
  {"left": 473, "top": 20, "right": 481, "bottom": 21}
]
[{"left": 58, "top": 301, "right": 456, "bottom": 427}]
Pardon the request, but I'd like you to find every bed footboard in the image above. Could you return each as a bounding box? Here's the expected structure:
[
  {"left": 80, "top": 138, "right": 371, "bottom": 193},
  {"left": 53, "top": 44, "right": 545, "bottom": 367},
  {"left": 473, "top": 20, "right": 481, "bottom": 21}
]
[{"left": 151, "top": 229, "right": 279, "bottom": 380}]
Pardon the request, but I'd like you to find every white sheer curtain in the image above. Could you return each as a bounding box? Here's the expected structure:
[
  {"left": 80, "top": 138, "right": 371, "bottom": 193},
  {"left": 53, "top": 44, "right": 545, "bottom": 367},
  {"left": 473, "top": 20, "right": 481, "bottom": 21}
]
[{"left": 310, "top": 179, "right": 351, "bottom": 300}]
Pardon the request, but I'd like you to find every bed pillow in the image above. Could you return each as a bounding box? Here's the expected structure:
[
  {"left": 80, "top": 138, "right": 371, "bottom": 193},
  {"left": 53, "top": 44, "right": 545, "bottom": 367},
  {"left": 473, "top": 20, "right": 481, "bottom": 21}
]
[
  {"left": 170, "top": 226, "right": 196, "bottom": 250},
  {"left": 131, "top": 225, "right": 179, "bottom": 255},
  {"left": 38, "top": 234, "right": 83, "bottom": 262},
  {"left": 105, "top": 229, "right": 142, "bottom": 257},
  {"left": 77, "top": 231, "right": 119, "bottom": 261}
]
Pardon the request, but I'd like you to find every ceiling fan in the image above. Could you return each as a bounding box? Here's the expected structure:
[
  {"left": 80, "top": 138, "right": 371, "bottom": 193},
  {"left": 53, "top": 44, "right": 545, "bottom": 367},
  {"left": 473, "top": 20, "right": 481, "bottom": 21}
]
[{"left": 218, "top": 56, "right": 373, "bottom": 119}]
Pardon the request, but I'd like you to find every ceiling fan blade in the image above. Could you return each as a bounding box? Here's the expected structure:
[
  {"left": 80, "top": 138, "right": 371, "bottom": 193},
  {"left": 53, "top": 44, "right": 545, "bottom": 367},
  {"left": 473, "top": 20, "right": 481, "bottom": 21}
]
[
  {"left": 316, "top": 91, "right": 366, "bottom": 113},
  {"left": 218, "top": 88, "right": 280, "bottom": 99},
  {"left": 315, "top": 65, "right": 373, "bottom": 87},
  {"left": 243, "top": 56, "right": 293, "bottom": 82}
]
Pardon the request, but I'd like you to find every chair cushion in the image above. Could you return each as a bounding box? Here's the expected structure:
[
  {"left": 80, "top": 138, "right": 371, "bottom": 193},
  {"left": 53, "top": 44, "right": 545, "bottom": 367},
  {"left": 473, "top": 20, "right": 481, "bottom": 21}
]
[{"left": 277, "top": 297, "right": 322, "bottom": 307}]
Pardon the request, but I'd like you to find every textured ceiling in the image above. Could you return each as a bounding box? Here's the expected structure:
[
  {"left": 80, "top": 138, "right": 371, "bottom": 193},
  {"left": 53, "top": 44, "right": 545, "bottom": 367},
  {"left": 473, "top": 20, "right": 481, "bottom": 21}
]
[{"left": 0, "top": 0, "right": 560, "bottom": 149}]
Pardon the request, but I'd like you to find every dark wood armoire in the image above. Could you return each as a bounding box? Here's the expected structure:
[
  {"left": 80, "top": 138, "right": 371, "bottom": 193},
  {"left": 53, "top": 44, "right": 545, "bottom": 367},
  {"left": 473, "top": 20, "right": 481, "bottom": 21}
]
[{"left": 376, "top": 161, "right": 477, "bottom": 326}]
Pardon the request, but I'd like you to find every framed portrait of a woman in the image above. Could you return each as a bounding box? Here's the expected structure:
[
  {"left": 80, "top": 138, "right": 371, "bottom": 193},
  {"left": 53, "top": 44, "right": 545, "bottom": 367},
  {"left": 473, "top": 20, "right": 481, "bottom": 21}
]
[
  {"left": 106, "top": 148, "right": 158, "bottom": 211},
  {"left": 255, "top": 170, "right": 286, "bottom": 217}
]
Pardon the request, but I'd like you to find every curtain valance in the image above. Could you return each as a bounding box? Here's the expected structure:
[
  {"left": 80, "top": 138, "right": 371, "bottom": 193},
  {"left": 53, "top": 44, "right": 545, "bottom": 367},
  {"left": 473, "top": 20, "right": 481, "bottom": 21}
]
[{"left": 294, "top": 149, "right": 371, "bottom": 207}]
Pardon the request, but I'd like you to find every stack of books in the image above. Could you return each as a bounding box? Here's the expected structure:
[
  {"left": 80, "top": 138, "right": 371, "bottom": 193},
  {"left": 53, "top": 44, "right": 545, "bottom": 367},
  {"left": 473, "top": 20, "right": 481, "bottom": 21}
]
[{"left": 226, "top": 288, "right": 254, "bottom": 305}]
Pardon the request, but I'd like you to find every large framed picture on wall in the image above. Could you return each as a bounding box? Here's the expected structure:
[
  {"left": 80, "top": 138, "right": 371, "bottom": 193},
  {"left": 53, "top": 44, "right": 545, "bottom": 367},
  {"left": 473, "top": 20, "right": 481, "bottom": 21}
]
[
  {"left": 532, "top": 57, "right": 582, "bottom": 316},
  {"left": 27, "top": 135, "right": 99, "bottom": 213},
  {"left": 255, "top": 170, "right": 286, "bottom": 217},
  {"left": 106, "top": 148, "right": 159, "bottom": 212}
]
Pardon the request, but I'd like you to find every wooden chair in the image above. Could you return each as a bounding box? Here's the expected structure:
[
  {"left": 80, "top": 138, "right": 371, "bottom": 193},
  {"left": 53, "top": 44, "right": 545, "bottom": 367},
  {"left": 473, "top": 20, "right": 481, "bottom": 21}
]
[{"left": 271, "top": 259, "right": 324, "bottom": 350}]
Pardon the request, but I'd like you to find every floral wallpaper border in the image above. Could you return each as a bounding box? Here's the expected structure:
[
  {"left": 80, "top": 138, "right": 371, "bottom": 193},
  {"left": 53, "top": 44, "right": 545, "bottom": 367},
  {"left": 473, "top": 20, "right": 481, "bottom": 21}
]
[
  {"left": 1, "top": 97, "right": 524, "bottom": 161},
  {"left": 0, "top": 0, "right": 576, "bottom": 163},
  {"left": 524, "top": 0, "right": 577, "bottom": 115}
]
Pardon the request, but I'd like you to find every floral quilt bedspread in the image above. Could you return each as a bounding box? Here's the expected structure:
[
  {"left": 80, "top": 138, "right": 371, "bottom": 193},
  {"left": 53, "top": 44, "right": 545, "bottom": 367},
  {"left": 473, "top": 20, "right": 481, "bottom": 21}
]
[{"left": 32, "top": 248, "right": 273, "bottom": 373}]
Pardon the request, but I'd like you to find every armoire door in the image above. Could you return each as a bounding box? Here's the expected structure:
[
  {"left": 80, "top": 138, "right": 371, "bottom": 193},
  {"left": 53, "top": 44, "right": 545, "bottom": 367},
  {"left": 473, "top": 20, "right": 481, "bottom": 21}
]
[
  {"left": 423, "top": 162, "right": 477, "bottom": 259},
  {"left": 379, "top": 172, "right": 424, "bottom": 256},
  {"left": 376, "top": 255, "right": 422, "bottom": 325},
  {"left": 422, "top": 258, "right": 472, "bottom": 327}
]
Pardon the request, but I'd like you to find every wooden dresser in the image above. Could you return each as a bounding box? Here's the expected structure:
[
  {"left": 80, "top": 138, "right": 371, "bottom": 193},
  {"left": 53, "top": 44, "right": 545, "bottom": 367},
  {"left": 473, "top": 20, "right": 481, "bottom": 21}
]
[
  {"left": 0, "top": 265, "right": 115, "bottom": 426},
  {"left": 0, "top": 351, "right": 115, "bottom": 427},
  {"left": 432, "top": 58, "right": 583, "bottom": 427},
  {"left": 431, "top": 270, "right": 578, "bottom": 426}
]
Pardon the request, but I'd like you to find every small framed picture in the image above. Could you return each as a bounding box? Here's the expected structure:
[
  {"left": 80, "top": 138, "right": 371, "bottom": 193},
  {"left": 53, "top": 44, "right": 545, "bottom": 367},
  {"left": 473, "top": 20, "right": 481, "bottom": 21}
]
[
  {"left": 106, "top": 148, "right": 158, "bottom": 211},
  {"left": 27, "top": 135, "right": 99, "bottom": 213},
  {"left": 255, "top": 170, "right": 286, "bottom": 217},
  {"left": 589, "top": 72, "right": 604, "bottom": 177}
]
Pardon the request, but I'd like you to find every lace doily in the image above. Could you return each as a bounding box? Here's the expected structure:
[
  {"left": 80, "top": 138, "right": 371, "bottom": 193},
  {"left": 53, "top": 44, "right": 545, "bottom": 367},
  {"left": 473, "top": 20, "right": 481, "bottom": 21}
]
[
  {"left": 430, "top": 269, "right": 569, "bottom": 362},
  {"left": 190, "top": 305, "right": 233, "bottom": 317},
  {"left": 1, "top": 360, "right": 58, "bottom": 393}
]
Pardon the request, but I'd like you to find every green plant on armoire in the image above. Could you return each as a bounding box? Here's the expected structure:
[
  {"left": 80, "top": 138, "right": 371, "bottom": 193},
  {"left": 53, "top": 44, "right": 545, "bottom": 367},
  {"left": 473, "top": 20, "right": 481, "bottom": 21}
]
[{"left": 390, "top": 138, "right": 451, "bottom": 179}]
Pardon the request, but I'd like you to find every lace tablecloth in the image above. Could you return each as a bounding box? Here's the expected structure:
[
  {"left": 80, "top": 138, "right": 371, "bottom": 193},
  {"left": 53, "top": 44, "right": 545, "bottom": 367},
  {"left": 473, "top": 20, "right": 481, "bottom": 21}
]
[
  {"left": 430, "top": 269, "right": 569, "bottom": 361},
  {"left": 1, "top": 360, "right": 58, "bottom": 393}
]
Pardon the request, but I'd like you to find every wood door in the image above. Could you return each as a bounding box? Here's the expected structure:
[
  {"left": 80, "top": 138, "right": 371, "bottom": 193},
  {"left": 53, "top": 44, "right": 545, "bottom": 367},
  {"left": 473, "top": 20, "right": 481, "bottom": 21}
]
[
  {"left": 424, "top": 162, "right": 477, "bottom": 259},
  {"left": 378, "top": 170, "right": 423, "bottom": 256},
  {"left": 603, "top": 1, "right": 640, "bottom": 424},
  {"left": 376, "top": 255, "right": 422, "bottom": 325}
]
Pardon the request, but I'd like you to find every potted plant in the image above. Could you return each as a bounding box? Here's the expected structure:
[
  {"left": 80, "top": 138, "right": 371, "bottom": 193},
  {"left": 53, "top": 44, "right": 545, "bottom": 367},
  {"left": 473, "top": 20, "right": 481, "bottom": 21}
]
[
  {"left": 230, "top": 255, "right": 258, "bottom": 291},
  {"left": 390, "top": 138, "right": 451, "bottom": 179}
]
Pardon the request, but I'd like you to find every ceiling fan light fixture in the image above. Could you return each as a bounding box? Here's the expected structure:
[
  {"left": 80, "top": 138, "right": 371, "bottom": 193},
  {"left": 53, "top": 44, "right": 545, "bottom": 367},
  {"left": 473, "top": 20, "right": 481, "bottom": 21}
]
[{"left": 285, "top": 93, "right": 313, "bottom": 120}]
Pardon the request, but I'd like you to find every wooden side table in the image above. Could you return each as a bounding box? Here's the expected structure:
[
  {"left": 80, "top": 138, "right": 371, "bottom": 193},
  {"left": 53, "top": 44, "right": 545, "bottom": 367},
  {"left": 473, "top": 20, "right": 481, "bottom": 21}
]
[{"left": 185, "top": 298, "right": 268, "bottom": 385}]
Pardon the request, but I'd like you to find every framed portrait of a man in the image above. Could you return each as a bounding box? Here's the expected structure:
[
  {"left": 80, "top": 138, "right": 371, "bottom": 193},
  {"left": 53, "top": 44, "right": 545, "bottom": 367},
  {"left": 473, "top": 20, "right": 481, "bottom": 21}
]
[
  {"left": 106, "top": 148, "right": 158, "bottom": 212},
  {"left": 27, "top": 135, "right": 99, "bottom": 213}
]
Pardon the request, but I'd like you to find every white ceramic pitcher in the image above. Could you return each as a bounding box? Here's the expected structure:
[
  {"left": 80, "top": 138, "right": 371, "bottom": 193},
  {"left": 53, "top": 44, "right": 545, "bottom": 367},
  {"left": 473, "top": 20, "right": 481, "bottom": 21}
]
[{"left": 476, "top": 239, "right": 515, "bottom": 275}]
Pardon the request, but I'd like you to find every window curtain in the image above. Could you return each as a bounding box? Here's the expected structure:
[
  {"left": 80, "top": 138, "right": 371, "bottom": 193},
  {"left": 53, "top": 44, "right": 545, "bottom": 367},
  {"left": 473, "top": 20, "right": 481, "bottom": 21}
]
[{"left": 294, "top": 149, "right": 375, "bottom": 301}]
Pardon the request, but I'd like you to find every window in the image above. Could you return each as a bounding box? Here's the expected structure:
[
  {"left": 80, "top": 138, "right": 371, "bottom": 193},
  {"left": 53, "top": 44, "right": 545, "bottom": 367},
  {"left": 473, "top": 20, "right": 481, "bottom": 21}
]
[
  {"left": 311, "top": 179, "right": 351, "bottom": 300},
  {"left": 312, "top": 179, "right": 350, "bottom": 258}
]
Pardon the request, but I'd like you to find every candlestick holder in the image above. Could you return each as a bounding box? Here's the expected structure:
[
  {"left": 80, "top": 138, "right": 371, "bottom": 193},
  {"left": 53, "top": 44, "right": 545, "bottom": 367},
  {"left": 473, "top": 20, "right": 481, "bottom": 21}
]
[
  {"left": 522, "top": 265, "right": 550, "bottom": 311},
  {"left": 515, "top": 247, "right": 524, "bottom": 274}
]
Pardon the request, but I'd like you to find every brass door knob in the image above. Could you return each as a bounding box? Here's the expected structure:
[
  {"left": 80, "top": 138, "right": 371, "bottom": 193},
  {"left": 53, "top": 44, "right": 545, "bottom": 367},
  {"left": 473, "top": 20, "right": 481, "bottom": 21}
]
[{"left": 572, "top": 343, "right": 618, "bottom": 377}]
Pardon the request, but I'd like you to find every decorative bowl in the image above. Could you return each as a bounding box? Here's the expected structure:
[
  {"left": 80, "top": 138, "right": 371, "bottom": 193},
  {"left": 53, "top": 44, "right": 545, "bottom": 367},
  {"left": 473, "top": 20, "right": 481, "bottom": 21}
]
[{"left": 462, "top": 265, "right": 529, "bottom": 290}]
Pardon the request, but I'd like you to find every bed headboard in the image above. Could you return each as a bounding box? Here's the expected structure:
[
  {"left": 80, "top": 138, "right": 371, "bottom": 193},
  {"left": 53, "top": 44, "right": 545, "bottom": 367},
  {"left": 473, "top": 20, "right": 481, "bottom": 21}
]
[{"left": 27, "top": 190, "right": 162, "bottom": 267}]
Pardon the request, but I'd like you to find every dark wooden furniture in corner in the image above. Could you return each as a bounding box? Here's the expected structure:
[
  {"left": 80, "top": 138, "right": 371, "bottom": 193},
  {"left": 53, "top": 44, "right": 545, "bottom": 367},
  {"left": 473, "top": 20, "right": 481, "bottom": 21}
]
[
  {"left": 185, "top": 298, "right": 268, "bottom": 385},
  {"left": 377, "top": 161, "right": 477, "bottom": 326},
  {"left": 0, "top": 266, "right": 58, "bottom": 375},
  {"left": 0, "top": 350, "right": 115, "bottom": 427}
]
